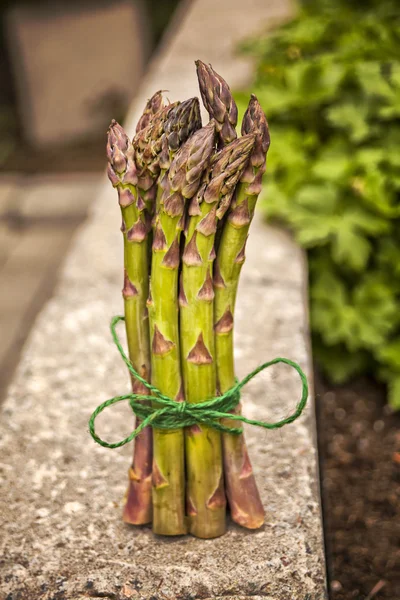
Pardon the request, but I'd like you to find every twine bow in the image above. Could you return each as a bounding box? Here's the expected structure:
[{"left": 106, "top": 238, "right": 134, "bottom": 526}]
[{"left": 89, "top": 316, "right": 309, "bottom": 449}]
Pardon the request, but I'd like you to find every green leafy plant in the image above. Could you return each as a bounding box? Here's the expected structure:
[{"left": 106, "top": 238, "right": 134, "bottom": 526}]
[{"left": 236, "top": 0, "right": 400, "bottom": 408}]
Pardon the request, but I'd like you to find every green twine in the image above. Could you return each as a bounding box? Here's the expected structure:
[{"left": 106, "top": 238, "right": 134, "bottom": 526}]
[{"left": 88, "top": 315, "right": 309, "bottom": 449}]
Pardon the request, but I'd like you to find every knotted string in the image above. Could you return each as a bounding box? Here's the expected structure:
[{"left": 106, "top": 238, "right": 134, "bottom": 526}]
[{"left": 89, "top": 316, "right": 309, "bottom": 449}]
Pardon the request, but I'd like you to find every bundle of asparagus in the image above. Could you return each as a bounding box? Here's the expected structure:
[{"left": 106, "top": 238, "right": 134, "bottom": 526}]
[{"left": 106, "top": 61, "right": 270, "bottom": 539}]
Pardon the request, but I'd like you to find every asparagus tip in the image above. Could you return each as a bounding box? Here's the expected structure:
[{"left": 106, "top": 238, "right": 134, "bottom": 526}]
[
  {"left": 241, "top": 94, "right": 270, "bottom": 154},
  {"left": 164, "top": 97, "right": 202, "bottom": 151},
  {"left": 195, "top": 59, "right": 238, "bottom": 145},
  {"left": 168, "top": 120, "right": 216, "bottom": 199},
  {"left": 107, "top": 120, "right": 138, "bottom": 186},
  {"left": 135, "top": 90, "right": 165, "bottom": 133}
]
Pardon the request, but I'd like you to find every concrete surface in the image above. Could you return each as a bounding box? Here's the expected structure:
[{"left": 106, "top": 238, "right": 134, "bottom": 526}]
[
  {"left": 0, "top": 0, "right": 327, "bottom": 598},
  {"left": 0, "top": 175, "right": 98, "bottom": 399},
  {"left": 6, "top": 0, "right": 149, "bottom": 146}
]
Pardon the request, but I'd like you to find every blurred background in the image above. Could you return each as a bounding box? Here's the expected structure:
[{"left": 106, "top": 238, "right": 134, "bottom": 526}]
[
  {"left": 0, "top": 0, "right": 182, "bottom": 398},
  {"left": 0, "top": 0, "right": 399, "bottom": 599},
  {"left": 234, "top": 1, "right": 400, "bottom": 598}
]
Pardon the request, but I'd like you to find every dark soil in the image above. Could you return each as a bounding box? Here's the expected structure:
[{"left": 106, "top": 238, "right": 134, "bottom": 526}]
[{"left": 316, "top": 374, "right": 400, "bottom": 600}]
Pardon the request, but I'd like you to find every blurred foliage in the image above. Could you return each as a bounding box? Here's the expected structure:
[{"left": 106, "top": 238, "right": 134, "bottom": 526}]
[{"left": 236, "top": 0, "right": 400, "bottom": 408}]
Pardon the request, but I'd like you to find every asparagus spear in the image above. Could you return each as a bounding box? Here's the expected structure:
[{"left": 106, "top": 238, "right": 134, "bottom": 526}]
[
  {"left": 157, "top": 98, "right": 202, "bottom": 212},
  {"left": 107, "top": 104, "right": 177, "bottom": 524},
  {"left": 135, "top": 90, "right": 164, "bottom": 133},
  {"left": 107, "top": 121, "right": 152, "bottom": 525},
  {"left": 149, "top": 121, "right": 216, "bottom": 535},
  {"left": 180, "top": 133, "right": 255, "bottom": 539},
  {"left": 195, "top": 60, "right": 238, "bottom": 147},
  {"left": 214, "top": 95, "right": 270, "bottom": 529},
  {"left": 134, "top": 99, "right": 202, "bottom": 216},
  {"left": 134, "top": 102, "right": 180, "bottom": 217},
  {"left": 195, "top": 60, "right": 241, "bottom": 252},
  {"left": 106, "top": 99, "right": 203, "bottom": 525},
  {"left": 159, "top": 98, "right": 202, "bottom": 170}
]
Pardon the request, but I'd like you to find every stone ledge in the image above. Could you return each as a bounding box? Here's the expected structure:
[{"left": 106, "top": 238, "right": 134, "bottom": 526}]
[{"left": 0, "top": 0, "right": 326, "bottom": 598}]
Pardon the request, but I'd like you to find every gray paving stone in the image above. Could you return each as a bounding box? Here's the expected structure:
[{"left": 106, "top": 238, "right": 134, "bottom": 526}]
[
  {"left": 0, "top": 215, "right": 326, "bottom": 600},
  {"left": 0, "top": 226, "right": 75, "bottom": 396},
  {"left": 15, "top": 174, "right": 100, "bottom": 221},
  {"left": 0, "top": 0, "right": 326, "bottom": 598}
]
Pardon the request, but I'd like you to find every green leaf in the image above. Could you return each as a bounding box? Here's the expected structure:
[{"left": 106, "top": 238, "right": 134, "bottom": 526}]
[
  {"left": 293, "top": 213, "right": 334, "bottom": 247},
  {"left": 295, "top": 184, "right": 339, "bottom": 213},
  {"left": 387, "top": 375, "right": 400, "bottom": 410},
  {"left": 311, "top": 271, "right": 397, "bottom": 353},
  {"left": 312, "top": 150, "right": 351, "bottom": 182},
  {"left": 377, "top": 238, "right": 400, "bottom": 278},
  {"left": 355, "top": 147, "right": 385, "bottom": 170},
  {"left": 331, "top": 225, "right": 371, "bottom": 271},
  {"left": 277, "top": 15, "right": 330, "bottom": 50},
  {"left": 351, "top": 277, "right": 398, "bottom": 350},
  {"left": 343, "top": 207, "right": 390, "bottom": 237},
  {"left": 326, "top": 102, "right": 370, "bottom": 143},
  {"left": 311, "top": 270, "right": 351, "bottom": 347},
  {"left": 260, "top": 181, "right": 290, "bottom": 221},
  {"left": 249, "top": 84, "right": 296, "bottom": 115},
  {"left": 359, "top": 169, "right": 400, "bottom": 217},
  {"left": 385, "top": 143, "right": 400, "bottom": 168},
  {"left": 313, "top": 337, "right": 369, "bottom": 384},
  {"left": 355, "top": 61, "right": 394, "bottom": 99},
  {"left": 264, "top": 127, "right": 309, "bottom": 176},
  {"left": 389, "top": 62, "right": 400, "bottom": 88},
  {"left": 377, "top": 339, "right": 400, "bottom": 371}
]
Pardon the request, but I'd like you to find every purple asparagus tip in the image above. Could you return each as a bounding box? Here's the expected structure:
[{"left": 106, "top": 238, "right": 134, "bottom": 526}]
[
  {"left": 195, "top": 60, "right": 238, "bottom": 146},
  {"left": 106, "top": 120, "right": 137, "bottom": 187},
  {"left": 241, "top": 94, "right": 270, "bottom": 155},
  {"left": 135, "top": 90, "right": 165, "bottom": 133}
]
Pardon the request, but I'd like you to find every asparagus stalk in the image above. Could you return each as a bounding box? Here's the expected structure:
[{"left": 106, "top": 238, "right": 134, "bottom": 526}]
[
  {"left": 107, "top": 121, "right": 152, "bottom": 524},
  {"left": 109, "top": 103, "right": 177, "bottom": 524},
  {"left": 111, "top": 99, "right": 201, "bottom": 525},
  {"left": 149, "top": 121, "right": 216, "bottom": 535},
  {"left": 195, "top": 60, "right": 238, "bottom": 147},
  {"left": 180, "top": 134, "right": 255, "bottom": 539},
  {"left": 214, "top": 95, "right": 270, "bottom": 529},
  {"left": 107, "top": 99, "right": 201, "bottom": 524},
  {"left": 196, "top": 60, "right": 240, "bottom": 252}
]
